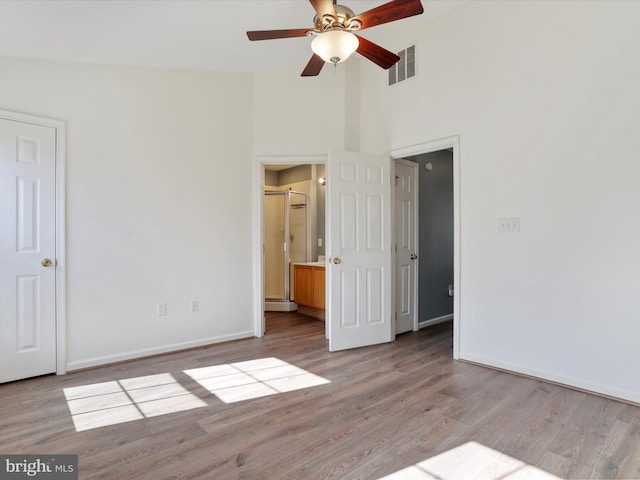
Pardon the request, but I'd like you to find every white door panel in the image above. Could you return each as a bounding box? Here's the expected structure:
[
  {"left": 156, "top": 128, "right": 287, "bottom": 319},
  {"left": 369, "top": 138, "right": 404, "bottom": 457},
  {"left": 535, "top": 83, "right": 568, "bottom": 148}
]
[
  {"left": 395, "top": 160, "right": 418, "bottom": 334},
  {"left": 0, "top": 118, "right": 57, "bottom": 383},
  {"left": 328, "top": 150, "right": 392, "bottom": 351}
]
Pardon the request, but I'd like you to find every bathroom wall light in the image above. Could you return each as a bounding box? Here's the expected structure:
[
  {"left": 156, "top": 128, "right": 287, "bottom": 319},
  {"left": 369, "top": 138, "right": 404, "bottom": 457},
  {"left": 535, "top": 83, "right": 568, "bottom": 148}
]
[{"left": 319, "top": 177, "right": 326, "bottom": 186}]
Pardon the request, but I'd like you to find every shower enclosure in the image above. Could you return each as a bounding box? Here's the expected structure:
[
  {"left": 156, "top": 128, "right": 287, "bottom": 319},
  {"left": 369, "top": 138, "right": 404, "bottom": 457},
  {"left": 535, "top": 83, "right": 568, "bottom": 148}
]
[{"left": 264, "top": 190, "right": 309, "bottom": 309}]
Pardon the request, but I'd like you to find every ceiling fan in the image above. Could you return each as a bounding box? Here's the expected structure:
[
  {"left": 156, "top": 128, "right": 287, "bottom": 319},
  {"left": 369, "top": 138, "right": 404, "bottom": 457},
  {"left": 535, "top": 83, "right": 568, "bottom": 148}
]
[{"left": 246, "top": 0, "right": 424, "bottom": 77}]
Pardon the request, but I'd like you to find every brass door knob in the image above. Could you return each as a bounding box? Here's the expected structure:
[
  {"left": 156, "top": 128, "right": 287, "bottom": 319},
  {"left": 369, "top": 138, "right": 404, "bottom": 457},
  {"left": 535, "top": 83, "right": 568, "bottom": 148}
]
[
  {"left": 410, "top": 254, "right": 418, "bottom": 260},
  {"left": 333, "top": 257, "right": 342, "bottom": 265},
  {"left": 41, "top": 258, "right": 53, "bottom": 267}
]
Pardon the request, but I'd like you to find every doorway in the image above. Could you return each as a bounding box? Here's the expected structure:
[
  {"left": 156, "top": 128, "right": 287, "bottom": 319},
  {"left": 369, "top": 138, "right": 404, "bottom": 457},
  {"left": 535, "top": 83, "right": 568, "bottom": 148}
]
[
  {"left": 408, "top": 150, "right": 454, "bottom": 327},
  {"left": 392, "top": 137, "right": 461, "bottom": 359},
  {"left": 260, "top": 161, "right": 327, "bottom": 335},
  {"left": 254, "top": 148, "right": 454, "bottom": 353},
  {"left": 0, "top": 109, "right": 66, "bottom": 382}
]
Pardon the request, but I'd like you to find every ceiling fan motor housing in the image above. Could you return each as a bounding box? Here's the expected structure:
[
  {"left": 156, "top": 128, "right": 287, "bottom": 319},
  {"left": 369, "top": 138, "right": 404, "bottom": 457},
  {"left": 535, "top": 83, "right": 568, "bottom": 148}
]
[{"left": 314, "top": 5, "right": 362, "bottom": 32}]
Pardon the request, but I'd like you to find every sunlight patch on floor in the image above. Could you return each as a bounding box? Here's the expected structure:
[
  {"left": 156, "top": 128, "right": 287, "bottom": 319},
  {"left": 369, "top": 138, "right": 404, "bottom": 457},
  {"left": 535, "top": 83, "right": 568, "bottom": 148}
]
[
  {"left": 184, "top": 357, "right": 331, "bottom": 403},
  {"left": 62, "top": 358, "right": 329, "bottom": 431},
  {"left": 377, "top": 442, "right": 562, "bottom": 480},
  {"left": 63, "top": 373, "right": 206, "bottom": 432}
]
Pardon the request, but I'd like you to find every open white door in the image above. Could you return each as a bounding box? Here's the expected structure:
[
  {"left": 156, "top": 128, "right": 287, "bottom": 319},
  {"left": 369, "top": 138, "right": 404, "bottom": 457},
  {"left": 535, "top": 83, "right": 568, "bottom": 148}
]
[
  {"left": 327, "top": 150, "right": 393, "bottom": 351},
  {"left": 394, "top": 159, "right": 419, "bottom": 334}
]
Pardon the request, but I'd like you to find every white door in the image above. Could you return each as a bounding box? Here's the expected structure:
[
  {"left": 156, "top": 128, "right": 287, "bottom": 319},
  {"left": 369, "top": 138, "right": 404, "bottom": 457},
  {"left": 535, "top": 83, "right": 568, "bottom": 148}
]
[
  {"left": 327, "top": 150, "right": 393, "bottom": 351},
  {"left": 0, "top": 118, "right": 57, "bottom": 383},
  {"left": 394, "top": 160, "right": 419, "bottom": 334}
]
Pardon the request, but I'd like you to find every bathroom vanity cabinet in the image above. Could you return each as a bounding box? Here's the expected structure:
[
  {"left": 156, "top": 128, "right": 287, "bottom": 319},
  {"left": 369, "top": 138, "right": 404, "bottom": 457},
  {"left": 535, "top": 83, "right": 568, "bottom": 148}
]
[{"left": 293, "top": 263, "right": 325, "bottom": 320}]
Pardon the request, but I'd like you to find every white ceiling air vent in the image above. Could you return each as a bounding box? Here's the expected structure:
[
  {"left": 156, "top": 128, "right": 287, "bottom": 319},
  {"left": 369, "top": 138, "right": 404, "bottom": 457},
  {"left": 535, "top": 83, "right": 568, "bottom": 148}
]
[{"left": 389, "top": 44, "right": 416, "bottom": 86}]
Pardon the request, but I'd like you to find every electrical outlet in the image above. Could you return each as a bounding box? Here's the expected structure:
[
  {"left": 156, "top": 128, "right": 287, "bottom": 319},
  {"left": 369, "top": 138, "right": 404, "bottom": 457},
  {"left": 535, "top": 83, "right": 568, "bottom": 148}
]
[
  {"left": 498, "top": 217, "right": 520, "bottom": 233},
  {"left": 191, "top": 300, "right": 199, "bottom": 313},
  {"left": 156, "top": 303, "right": 167, "bottom": 316}
]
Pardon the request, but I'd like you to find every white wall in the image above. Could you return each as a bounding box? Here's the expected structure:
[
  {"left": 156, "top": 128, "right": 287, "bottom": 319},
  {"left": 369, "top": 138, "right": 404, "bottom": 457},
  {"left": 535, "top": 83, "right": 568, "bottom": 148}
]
[
  {"left": 362, "top": 1, "right": 640, "bottom": 402},
  {"left": 253, "top": 64, "right": 347, "bottom": 156},
  {"left": 0, "top": 56, "right": 254, "bottom": 369},
  {"left": 351, "top": 56, "right": 392, "bottom": 155}
]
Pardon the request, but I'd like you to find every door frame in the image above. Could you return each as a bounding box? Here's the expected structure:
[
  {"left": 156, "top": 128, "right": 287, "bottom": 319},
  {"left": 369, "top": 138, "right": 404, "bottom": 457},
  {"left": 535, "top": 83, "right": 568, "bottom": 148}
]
[
  {"left": 0, "top": 108, "right": 67, "bottom": 375},
  {"left": 391, "top": 136, "right": 461, "bottom": 359},
  {"left": 252, "top": 154, "right": 327, "bottom": 338}
]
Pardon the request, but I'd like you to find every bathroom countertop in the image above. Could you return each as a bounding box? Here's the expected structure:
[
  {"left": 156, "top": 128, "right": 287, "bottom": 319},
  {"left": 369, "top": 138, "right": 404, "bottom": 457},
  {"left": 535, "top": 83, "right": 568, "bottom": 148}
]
[{"left": 293, "top": 262, "right": 326, "bottom": 267}]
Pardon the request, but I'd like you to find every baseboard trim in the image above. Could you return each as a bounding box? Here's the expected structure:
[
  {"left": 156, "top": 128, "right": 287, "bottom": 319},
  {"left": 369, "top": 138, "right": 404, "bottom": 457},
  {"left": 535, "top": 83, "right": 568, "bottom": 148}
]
[
  {"left": 66, "top": 331, "right": 255, "bottom": 371},
  {"left": 265, "top": 301, "right": 298, "bottom": 312},
  {"left": 297, "top": 305, "right": 326, "bottom": 321},
  {"left": 418, "top": 314, "right": 453, "bottom": 329},
  {"left": 459, "top": 352, "right": 640, "bottom": 406}
]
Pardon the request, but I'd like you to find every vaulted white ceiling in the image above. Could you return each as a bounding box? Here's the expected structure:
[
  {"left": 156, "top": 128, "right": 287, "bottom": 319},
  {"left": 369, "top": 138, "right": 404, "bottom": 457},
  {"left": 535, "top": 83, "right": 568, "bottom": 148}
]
[{"left": 0, "top": 0, "right": 465, "bottom": 73}]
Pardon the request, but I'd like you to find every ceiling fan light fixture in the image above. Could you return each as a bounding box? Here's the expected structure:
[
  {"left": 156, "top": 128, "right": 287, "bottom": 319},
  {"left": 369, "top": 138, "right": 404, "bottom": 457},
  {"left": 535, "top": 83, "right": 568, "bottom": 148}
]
[{"left": 311, "top": 30, "right": 359, "bottom": 65}]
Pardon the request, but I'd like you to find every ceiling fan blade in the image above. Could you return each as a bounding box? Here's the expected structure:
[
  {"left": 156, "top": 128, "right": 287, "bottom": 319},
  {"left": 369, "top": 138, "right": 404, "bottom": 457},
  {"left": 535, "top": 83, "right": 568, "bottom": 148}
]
[
  {"left": 352, "top": 0, "right": 424, "bottom": 30},
  {"left": 301, "top": 54, "right": 325, "bottom": 77},
  {"left": 247, "top": 29, "right": 311, "bottom": 41},
  {"left": 355, "top": 35, "right": 401, "bottom": 69},
  {"left": 309, "top": 0, "right": 337, "bottom": 19}
]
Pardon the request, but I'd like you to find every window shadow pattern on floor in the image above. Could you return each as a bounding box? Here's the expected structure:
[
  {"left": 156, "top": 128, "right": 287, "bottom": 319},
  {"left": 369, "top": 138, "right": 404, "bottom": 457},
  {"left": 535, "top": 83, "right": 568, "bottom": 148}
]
[{"left": 63, "top": 357, "right": 330, "bottom": 432}]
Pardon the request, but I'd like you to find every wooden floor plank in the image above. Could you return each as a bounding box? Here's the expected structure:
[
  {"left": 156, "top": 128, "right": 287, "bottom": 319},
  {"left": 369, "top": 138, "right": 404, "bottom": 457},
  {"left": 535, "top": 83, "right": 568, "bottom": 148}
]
[{"left": 1, "top": 312, "right": 639, "bottom": 479}]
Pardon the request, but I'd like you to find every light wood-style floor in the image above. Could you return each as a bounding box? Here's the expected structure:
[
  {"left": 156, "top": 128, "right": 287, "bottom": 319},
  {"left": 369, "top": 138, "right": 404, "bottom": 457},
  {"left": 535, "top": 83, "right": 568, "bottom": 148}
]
[{"left": 1, "top": 312, "right": 639, "bottom": 479}]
